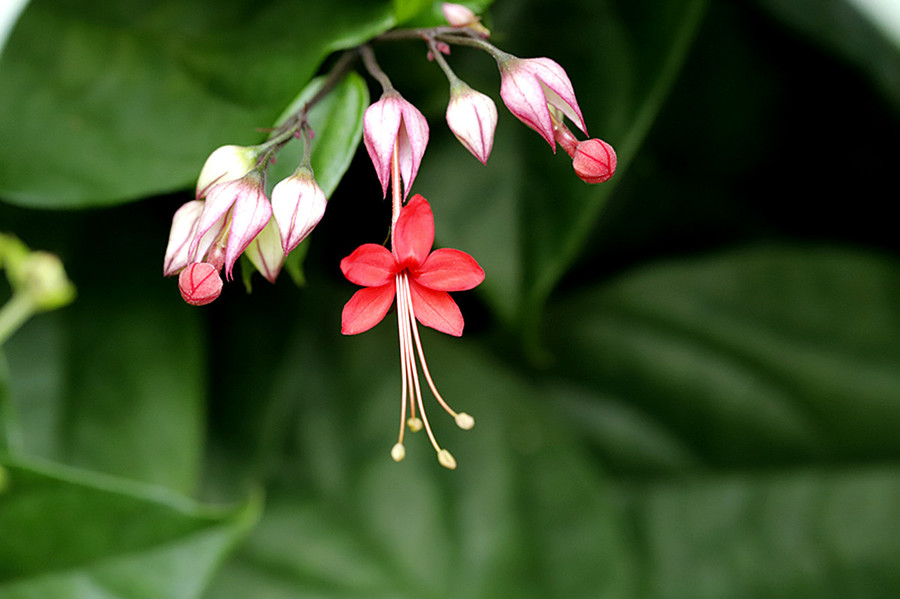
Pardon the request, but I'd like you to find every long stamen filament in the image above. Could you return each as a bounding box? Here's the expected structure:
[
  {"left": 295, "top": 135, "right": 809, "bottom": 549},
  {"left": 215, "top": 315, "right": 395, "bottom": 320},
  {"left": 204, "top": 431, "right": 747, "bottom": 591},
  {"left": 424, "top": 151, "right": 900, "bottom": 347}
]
[
  {"left": 395, "top": 275, "right": 409, "bottom": 450},
  {"left": 398, "top": 273, "right": 441, "bottom": 454}
]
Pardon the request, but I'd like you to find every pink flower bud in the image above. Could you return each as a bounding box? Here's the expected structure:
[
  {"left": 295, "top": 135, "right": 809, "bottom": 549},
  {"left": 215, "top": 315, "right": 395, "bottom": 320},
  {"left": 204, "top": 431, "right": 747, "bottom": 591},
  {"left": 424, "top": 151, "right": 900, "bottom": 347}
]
[
  {"left": 178, "top": 262, "right": 223, "bottom": 306},
  {"left": 271, "top": 167, "right": 327, "bottom": 254},
  {"left": 441, "top": 3, "right": 489, "bottom": 36},
  {"left": 572, "top": 138, "right": 617, "bottom": 184},
  {"left": 446, "top": 80, "right": 497, "bottom": 164},
  {"left": 442, "top": 3, "right": 477, "bottom": 26},
  {"left": 195, "top": 145, "right": 259, "bottom": 199},
  {"left": 191, "top": 171, "right": 272, "bottom": 280},
  {"left": 497, "top": 55, "right": 586, "bottom": 151},
  {"left": 363, "top": 90, "right": 429, "bottom": 200},
  {"left": 163, "top": 200, "right": 204, "bottom": 276}
]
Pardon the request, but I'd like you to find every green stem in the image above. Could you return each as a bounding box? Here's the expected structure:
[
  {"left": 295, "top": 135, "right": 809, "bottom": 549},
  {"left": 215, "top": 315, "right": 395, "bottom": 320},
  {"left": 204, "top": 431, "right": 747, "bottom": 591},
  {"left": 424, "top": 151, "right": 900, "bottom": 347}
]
[
  {"left": 360, "top": 45, "right": 393, "bottom": 92},
  {"left": 425, "top": 36, "right": 461, "bottom": 85},
  {"left": 0, "top": 294, "right": 35, "bottom": 347}
]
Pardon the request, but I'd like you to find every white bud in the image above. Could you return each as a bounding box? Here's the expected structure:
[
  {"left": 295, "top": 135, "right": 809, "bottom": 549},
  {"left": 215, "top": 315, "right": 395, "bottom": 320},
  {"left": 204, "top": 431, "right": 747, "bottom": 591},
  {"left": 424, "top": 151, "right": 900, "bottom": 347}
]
[
  {"left": 196, "top": 145, "right": 259, "bottom": 198},
  {"left": 446, "top": 80, "right": 497, "bottom": 165},
  {"left": 271, "top": 167, "right": 327, "bottom": 254}
]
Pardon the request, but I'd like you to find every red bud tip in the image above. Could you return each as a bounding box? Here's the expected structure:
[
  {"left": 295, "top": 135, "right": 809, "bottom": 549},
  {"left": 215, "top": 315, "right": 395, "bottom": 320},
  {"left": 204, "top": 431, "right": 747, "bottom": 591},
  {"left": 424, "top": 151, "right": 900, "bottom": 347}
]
[
  {"left": 178, "top": 262, "right": 223, "bottom": 306},
  {"left": 573, "top": 138, "right": 617, "bottom": 184}
]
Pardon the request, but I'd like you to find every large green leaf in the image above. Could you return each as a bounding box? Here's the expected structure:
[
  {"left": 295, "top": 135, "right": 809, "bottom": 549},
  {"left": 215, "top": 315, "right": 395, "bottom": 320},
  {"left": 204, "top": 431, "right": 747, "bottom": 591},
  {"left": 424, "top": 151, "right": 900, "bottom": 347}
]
[
  {"left": 0, "top": 456, "right": 259, "bottom": 599},
  {"left": 545, "top": 245, "right": 900, "bottom": 471},
  {"left": 625, "top": 468, "right": 900, "bottom": 599},
  {"left": 203, "top": 312, "right": 634, "bottom": 599},
  {"left": 0, "top": 0, "right": 397, "bottom": 208}
]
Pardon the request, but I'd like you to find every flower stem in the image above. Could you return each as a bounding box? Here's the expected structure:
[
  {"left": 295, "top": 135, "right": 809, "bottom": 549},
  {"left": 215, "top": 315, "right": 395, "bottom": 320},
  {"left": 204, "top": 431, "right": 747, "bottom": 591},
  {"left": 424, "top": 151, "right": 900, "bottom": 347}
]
[
  {"left": 425, "top": 36, "right": 461, "bottom": 85},
  {"left": 0, "top": 294, "right": 35, "bottom": 347},
  {"left": 434, "top": 32, "right": 508, "bottom": 61},
  {"left": 360, "top": 45, "right": 393, "bottom": 92}
]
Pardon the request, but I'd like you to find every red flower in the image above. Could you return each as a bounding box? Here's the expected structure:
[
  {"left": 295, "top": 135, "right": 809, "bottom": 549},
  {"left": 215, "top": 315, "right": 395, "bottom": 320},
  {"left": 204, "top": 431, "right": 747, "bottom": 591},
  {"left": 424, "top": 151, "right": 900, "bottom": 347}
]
[
  {"left": 340, "top": 194, "right": 484, "bottom": 469},
  {"left": 341, "top": 194, "right": 484, "bottom": 337}
]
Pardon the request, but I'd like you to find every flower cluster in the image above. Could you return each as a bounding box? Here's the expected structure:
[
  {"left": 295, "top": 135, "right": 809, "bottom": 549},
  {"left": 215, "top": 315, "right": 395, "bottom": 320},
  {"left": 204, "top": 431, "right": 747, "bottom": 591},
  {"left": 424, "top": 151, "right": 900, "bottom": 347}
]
[{"left": 162, "top": 3, "right": 617, "bottom": 468}]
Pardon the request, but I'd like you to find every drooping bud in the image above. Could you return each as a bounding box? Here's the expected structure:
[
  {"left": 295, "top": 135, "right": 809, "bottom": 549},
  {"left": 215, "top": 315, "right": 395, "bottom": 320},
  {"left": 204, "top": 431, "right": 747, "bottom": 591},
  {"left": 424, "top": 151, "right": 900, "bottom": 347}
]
[
  {"left": 446, "top": 80, "right": 497, "bottom": 164},
  {"left": 163, "top": 200, "right": 204, "bottom": 276},
  {"left": 363, "top": 90, "right": 429, "bottom": 200},
  {"left": 195, "top": 145, "right": 259, "bottom": 199},
  {"left": 178, "top": 262, "right": 223, "bottom": 306},
  {"left": 573, "top": 138, "right": 617, "bottom": 184},
  {"left": 497, "top": 55, "right": 586, "bottom": 151},
  {"left": 271, "top": 166, "right": 327, "bottom": 254},
  {"left": 407, "top": 416, "right": 423, "bottom": 432},
  {"left": 192, "top": 171, "right": 272, "bottom": 280}
]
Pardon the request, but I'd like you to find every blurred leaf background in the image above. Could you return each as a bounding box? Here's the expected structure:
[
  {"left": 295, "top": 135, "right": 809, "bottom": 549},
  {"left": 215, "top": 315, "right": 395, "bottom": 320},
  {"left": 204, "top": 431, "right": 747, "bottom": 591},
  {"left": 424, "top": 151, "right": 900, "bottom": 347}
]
[{"left": 1, "top": 0, "right": 900, "bottom": 597}]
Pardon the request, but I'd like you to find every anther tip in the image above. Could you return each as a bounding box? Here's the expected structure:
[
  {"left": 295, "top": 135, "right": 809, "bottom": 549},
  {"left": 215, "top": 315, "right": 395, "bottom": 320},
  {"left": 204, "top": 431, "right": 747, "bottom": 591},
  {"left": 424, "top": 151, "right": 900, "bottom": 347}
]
[
  {"left": 455, "top": 412, "right": 475, "bottom": 430},
  {"left": 407, "top": 417, "right": 423, "bottom": 432},
  {"left": 391, "top": 443, "right": 406, "bottom": 462},
  {"left": 437, "top": 449, "right": 457, "bottom": 470}
]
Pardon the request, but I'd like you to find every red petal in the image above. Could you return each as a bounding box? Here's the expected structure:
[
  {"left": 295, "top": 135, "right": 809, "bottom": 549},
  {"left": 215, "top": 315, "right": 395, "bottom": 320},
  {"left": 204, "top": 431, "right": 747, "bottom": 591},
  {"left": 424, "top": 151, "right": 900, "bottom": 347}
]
[
  {"left": 340, "top": 244, "right": 397, "bottom": 287},
  {"left": 392, "top": 194, "right": 434, "bottom": 267},
  {"left": 413, "top": 248, "right": 485, "bottom": 291},
  {"left": 408, "top": 280, "right": 464, "bottom": 337},
  {"left": 341, "top": 283, "right": 396, "bottom": 335}
]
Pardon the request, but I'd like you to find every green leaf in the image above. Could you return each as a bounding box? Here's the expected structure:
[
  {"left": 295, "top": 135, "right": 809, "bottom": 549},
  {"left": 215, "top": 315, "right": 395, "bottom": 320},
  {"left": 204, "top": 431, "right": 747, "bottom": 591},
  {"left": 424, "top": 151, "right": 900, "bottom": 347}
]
[
  {"left": 545, "top": 245, "right": 900, "bottom": 471},
  {"left": 626, "top": 468, "right": 900, "bottom": 598},
  {"left": 3, "top": 262, "right": 207, "bottom": 495},
  {"left": 0, "top": 0, "right": 396, "bottom": 208},
  {"left": 0, "top": 456, "right": 259, "bottom": 599},
  {"left": 392, "top": 0, "right": 431, "bottom": 24},
  {"left": 203, "top": 289, "right": 634, "bottom": 598}
]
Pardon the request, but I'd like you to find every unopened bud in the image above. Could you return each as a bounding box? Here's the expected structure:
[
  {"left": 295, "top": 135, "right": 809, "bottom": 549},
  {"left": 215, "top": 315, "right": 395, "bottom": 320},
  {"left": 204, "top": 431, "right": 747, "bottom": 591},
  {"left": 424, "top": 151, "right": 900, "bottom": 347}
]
[
  {"left": 437, "top": 449, "right": 457, "bottom": 470},
  {"left": 391, "top": 443, "right": 406, "bottom": 462},
  {"left": 573, "top": 138, "right": 617, "bottom": 184},
  {"left": 196, "top": 145, "right": 259, "bottom": 198},
  {"left": 271, "top": 167, "right": 327, "bottom": 255},
  {"left": 455, "top": 412, "right": 475, "bottom": 430},
  {"left": 446, "top": 80, "right": 497, "bottom": 165},
  {"left": 178, "top": 262, "right": 223, "bottom": 306},
  {"left": 441, "top": 3, "right": 490, "bottom": 36},
  {"left": 20, "top": 252, "right": 76, "bottom": 311},
  {"left": 407, "top": 417, "right": 423, "bottom": 432}
]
